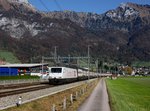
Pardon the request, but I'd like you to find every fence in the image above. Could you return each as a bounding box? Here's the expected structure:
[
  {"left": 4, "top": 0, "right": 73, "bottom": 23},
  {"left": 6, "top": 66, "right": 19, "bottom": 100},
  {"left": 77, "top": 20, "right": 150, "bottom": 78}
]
[
  {"left": 49, "top": 79, "right": 99, "bottom": 111},
  {"left": 0, "top": 79, "right": 99, "bottom": 110}
]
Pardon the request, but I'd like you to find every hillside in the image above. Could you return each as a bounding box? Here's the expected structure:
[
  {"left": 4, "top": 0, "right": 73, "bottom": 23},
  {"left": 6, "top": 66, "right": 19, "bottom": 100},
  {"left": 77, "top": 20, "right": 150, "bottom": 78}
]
[
  {"left": 0, "top": 50, "right": 20, "bottom": 63},
  {"left": 0, "top": 0, "right": 150, "bottom": 64}
]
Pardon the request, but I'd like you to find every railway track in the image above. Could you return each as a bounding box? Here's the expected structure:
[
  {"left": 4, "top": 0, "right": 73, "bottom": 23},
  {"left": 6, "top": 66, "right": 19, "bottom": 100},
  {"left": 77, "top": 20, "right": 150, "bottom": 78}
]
[
  {"left": 0, "top": 84, "right": 53, "bottom": 98},
  {"left": 0, "top": 81, "right": 49, "bottom": 90}
]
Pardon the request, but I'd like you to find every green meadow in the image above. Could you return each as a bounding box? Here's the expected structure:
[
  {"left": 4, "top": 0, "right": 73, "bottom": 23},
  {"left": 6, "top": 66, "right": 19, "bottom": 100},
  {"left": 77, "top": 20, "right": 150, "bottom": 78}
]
[
  {"left": 106, "top": 77, "right": 150, "bottom": 111},
  {"left": 0, "top": 50, "right": 20, "bottom": 63}
]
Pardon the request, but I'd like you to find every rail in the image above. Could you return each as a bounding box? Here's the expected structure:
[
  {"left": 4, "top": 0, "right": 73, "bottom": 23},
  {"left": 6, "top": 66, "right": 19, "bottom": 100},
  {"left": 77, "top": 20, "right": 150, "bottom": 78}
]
[
  {"left": 0, "top": 79, "right": 48, "bottom": 85},
  {"left": 0, "top": 85, "right": 52, "bottom": 98},
  {"left": 0, "top": 79, "right": 98, "bottom": 110}
]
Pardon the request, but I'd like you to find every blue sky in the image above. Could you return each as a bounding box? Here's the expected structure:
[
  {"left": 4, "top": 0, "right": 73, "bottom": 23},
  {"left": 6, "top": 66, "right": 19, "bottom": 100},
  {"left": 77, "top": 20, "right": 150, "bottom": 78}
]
[{"left": 29, "top": 0, "right": 150, "bottom": 14}]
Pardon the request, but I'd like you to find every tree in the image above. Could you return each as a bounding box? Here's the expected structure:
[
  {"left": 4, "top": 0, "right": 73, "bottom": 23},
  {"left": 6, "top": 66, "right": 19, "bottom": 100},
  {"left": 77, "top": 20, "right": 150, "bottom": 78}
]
[
  {"left": 123, "top": 66, "right": 133, "bottom": 75},
  {"left": 104, "top": 65, "right": 109, "bottom": 72}
]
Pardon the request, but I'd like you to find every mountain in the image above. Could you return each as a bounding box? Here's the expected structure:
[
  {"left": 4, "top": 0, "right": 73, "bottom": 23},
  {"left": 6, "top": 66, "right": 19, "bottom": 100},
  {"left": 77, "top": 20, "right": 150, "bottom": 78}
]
[
  {"left": 47, "top": 3, "right": 150, "bottom": 32},
  {"left": 45, "top": 2, "right": 150, "bottom": 63},
  {"left": 0, "top": 0, "right": 150, "bottom": 64}
]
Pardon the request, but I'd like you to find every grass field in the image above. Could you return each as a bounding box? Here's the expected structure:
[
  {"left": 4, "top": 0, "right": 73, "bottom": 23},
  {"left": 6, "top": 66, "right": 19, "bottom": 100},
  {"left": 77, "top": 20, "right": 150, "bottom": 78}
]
[
  {"left": 106, "top": 77, "right": 150, "bottom": 111},
  {"left": 0, "top": 50, "right": 20, "bottom": 63}
]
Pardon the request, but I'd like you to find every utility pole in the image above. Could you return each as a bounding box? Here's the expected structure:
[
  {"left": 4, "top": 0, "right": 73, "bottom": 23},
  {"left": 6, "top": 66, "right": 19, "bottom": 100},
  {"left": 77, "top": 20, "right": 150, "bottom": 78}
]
[
  {"left": 88, "top": 45, "right": 91, "bottom": 79},
  {"left": 54, "top": 46, "right": 57, "bottom": 64},
  {"left": 68, "top": 54, "right": 71, "bottom": 65},
  {"left": 77, "top": 57, "right": 79, "bottom": 68},
  {"left": 42, "top": 56, "right": 44, "bottom": 74},
  {"left": 96, "top": 59, "right": 99, "bottom": 73}
]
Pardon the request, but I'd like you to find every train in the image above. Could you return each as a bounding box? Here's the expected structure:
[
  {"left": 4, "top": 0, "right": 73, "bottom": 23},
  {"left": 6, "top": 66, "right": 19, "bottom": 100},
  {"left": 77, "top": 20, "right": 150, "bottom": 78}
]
[{"left": 41, "top": 66, "right": 100, "bottom": 84}]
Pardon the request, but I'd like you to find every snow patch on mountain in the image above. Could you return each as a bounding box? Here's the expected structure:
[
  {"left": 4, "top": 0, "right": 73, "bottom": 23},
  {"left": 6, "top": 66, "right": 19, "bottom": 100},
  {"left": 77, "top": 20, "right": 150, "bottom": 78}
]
[
  {"left": 106, "top": 3, "right": 139, "bottom": 19},
  {"left": 124, "top": 8, "right": 139, "bottom": 17},
  {"left": 106, "top": 10, "right": 117, "bottom": 18},
  {"left": 119, "top": 3, "right": 129, "bottom": 10}
]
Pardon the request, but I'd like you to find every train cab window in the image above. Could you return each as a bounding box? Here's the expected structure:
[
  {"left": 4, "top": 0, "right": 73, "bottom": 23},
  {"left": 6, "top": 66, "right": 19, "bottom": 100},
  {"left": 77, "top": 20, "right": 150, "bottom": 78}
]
[{"left": 51, "top": 68, "right": 62, "bottom": 73}]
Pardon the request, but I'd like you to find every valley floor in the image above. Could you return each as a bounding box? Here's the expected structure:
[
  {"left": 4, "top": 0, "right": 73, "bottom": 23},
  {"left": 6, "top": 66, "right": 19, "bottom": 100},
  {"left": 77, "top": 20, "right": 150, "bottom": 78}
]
[{"left": 106, "top": 77, "right": 150, "bottom": 111}]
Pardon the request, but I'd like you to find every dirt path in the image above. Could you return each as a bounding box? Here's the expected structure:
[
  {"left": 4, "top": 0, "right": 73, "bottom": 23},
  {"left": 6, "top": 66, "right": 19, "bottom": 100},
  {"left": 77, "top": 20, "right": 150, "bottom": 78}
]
[{"left": 78, "top": 78, "right": 111, "bottom": 111}]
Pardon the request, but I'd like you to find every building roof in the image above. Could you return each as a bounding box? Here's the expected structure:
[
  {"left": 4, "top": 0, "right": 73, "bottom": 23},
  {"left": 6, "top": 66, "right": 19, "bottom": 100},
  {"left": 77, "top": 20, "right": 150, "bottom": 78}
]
[{"left": 0, "top": 63, "right": 48, "bottom": 68}]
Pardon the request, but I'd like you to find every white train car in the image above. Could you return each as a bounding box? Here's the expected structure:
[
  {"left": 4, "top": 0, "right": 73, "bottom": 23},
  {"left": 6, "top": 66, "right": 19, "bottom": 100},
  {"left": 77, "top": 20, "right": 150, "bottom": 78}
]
[
  {"left": 41, "top": 66, "right": 100, "bottom": 84},
  {"left": 49, "top": 67, "right": 78, "bottom": 79},
  {"left": 48, "top": 67, "right": 79, "bottom": 84}
]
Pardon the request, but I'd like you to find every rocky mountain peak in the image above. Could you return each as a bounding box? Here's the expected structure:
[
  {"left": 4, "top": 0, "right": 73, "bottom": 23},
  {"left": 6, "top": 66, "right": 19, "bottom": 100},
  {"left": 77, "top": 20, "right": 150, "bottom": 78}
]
[
  {"left": 119, "top": 3, "right": 129, "bottom": 9},
  {"left": 106, "top": 2, "right": 140, "bottom": 20},
  {"left": 46, "top": 2, "right": 150, "bottom": 33},
  {"left": 0, "top": 0, "right": 35, "bottom": 12},
  {"left": 0, "top": 2, "right": 149, "bottom": 38},
  {"left": 127, "top": 2, "right": 150, "bottom": 17},
  {"left": 7, "top": 0, "right": 29, "bottom": 4},
  {"left": 0, "top": 0, "right": 38, "bottom": 38}
]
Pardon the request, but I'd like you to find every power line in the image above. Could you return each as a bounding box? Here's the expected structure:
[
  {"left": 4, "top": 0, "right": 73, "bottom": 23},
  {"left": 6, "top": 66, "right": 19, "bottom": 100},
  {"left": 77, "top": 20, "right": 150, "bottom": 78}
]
[
  {"left": 53, "top": 0, "right": 63, "bottom": 11},
  {"left": 39, "top": 0, "right": 49, "bottom": 11},
  {"left": 39, "top": 0, "right": 63, "bottom": 12}
]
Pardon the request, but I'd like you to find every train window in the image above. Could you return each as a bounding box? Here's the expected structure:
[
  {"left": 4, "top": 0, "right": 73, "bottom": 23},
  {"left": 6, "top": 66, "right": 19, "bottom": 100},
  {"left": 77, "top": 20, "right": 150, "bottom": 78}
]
[{"left": 51, "top": 68, "right": 62, "bottom": 73}]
